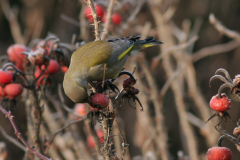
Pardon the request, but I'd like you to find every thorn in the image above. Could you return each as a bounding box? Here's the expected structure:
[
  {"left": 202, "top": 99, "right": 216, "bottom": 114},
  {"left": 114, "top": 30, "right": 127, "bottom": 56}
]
[{"left": 15, "top": 132, "right": 21, "bottom": 139}]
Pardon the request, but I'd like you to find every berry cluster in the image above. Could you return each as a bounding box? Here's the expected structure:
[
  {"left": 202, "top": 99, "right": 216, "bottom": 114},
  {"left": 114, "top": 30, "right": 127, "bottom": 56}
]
[
  {"left": 0, "top": 70, "right": 23, "bottom": 99},
  {"left": 0, "top": 35, "right": 71, "bottom": 107},
  {"left": 85, "top": 5, "right": 122, "bottom": 25}
]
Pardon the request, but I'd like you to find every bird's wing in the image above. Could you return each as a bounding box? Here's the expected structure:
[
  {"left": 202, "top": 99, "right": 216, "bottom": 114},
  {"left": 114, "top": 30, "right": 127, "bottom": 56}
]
[{"left": 106, "top": 35, "right": 141, "bottom": 67}]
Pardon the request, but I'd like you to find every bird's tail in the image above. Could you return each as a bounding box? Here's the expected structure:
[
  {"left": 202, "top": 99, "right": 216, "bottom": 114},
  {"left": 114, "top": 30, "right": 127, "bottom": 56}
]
[
  {"left": 134, "top": 36, "right": 163, "bottom": 49},
  {"left": 115, "top": 35, "right": 163, "bottom": 60}
]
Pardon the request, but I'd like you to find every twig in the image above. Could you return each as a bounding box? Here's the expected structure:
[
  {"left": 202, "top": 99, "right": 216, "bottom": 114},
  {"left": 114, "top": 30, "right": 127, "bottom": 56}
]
[
  {"left": 50, "top": 118, "right": 86, "bottom": 145},
  {"left": 191, "top": 40, "right": 240, "bottom": 62},
  {"left": 141, "top": 22, "right": 152, "bottom": 39},
  {"left": 116, "top": 120, "right": 128, "bottom": 160},
  {"left": 151, "top": 36, "right": 198, "bottom": 70},
  {"left": 186, "top": 112, "right": 205, "bottom": 130},
  {"left": 209, "top": 14, "right": 240, "bottom": 41},
  {"left": 0, "top": 126, "right": 27, "bottom": 152},
  {"left": 79, "top": 1, "right": 90, "bottom": 42},
  {"left": 122, "top": 0, "right": 145, "bottom": 33},
  {"left": 61, "top": 14, "right": 81, "bottom": 27},
  {"left": 184, "top": 52, "right": 220, "bottom": 146},
  {"left": 60, "top": 14, "right": 94, "bottom": 28},
  {"left": 84, "top": 0, "right": 101, "bottom": 40},
  {"left": 0, "top": 0, "right": 25, "bottom": 44},
  {"left": 137, "top": 54, "right": 169, "bottom": 160},
  {"left": 101, "top": 0, "right": 115, "bottom": 40},
  {"left": 0, "top": 106, "right": 51, "bottom": 160},
  {"left": 216, "top": 127, "right": 240, "bottom": 146},
  {"left": 187, "top": 17, "right": 203, "bottom": 53},
  {"left": 126, "top": 0, "right": 144, "bottom": 24},
  {"left": 84, "top": 120, "right": 103, "bottom": 159},
  {"left": 149, "top": 3, "right": 199, "bottom": 159},
  {"left": 163, "top": 5, "right": 177, "bottom": 22},
  {"left": 170, "top": 21, "right": 187, "bottom": 42},
  {"left": 130, "top": 60, "right": 161, "bottom": 159},
  {"left": 71, "top": 34, "right": 77, "bottom": 45},
  {"left": 159, "top": 66, "right": 185, "bottom": 99}
]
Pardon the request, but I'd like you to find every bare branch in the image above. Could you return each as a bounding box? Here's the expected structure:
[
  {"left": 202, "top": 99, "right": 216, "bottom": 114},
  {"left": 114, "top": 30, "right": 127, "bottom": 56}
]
[
  {"left": 191, "top": 40, "right": 240, "bottom": 62},
  {"left": 85, "top": 0, "right": 101, "bottom": 40},
  {"left": 0, "top": 126, "right": 27, "bottom": 152},
  {"left": 101, "top": 0, "right": 115, "bottom": 40},
  {"left": 137, "top": 54, "right": 169, "bottom": 160},
  {"left": 159, "top": 66, "right": 185, "bottom": 99},
  {"left": 0, "top": 106, "right": 51, "bottom": 160},
  {"left": 209, "top": 14, "right": 240, "bottom": 41},
  {"left": 149, "top": 3, "right": 199, "bottom": 159},
  {"left": 126, "top": 0, "right": 144, "bottom": 24},
  {"left": 0, "top": 0, "right": 25, "bottom": 44},
  {"left": 151, "top": 36, "right": 198, "bottom": 70},
  {"left": 50, "top": 118, "right": 86, "bottom": 145}
]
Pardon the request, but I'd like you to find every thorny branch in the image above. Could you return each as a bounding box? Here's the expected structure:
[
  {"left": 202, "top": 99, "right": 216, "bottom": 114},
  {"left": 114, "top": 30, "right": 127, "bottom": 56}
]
[
  {"left": 84, "top": 0, "right": 101, "bottom": 41},
  {"left": 0, "top": 106, "right": 51, "bottom": 160},
  {"left": 0, "top": 126, "right": 27, "bottom": 152}
]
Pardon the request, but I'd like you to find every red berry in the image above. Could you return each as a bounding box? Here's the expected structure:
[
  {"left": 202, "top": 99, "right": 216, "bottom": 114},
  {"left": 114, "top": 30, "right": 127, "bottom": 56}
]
[
  {"left": 74, "top": 103, "right": 86, "bottom": 116},
  {"left": 85, "top": 5, "right": 105, "bottom": 20},
  {"left": 123, "top": 77, "right": 136, "bottom": 88},
  {"left": 15, "top": 62, "right": 24, "bottom": 71},
  {"left": 209, "top": 93, "right": 231, "bottom": 112},
  {"left": 41, "top": 60, "right": 60, "bottom": 75},
  {"left": 7, "top": 44, "right": 28, "bottom": 64},
  {"left": 61, "top": 66, "right": 68, "bottom": 73},
  {"left": 0, "top": 70, "right": 13, "bottom": 84},
  {"left": 5, "top": 83, "right": 23, "bottom": 99},
  {"left": 96, "top": 129, "right": 104, "bottom": 143},
  {"left": 35, "top": 70, "right": 49, "bottom": 86},
  {"left": 206, "top": 147, "right": 232, "bottom": 160},
  {"left": 91, "top": 93, "right": 109, "bottom": 109},
  {"left": 0, "top": 86, "right": 6, "bottom": 97},
  {"left": 112, "top": 13, "right": 122, "bottom": 25},
  {"left": 87, "top": 131, "right": 104, "bottom": 149},
  {"left": 87, "top": 136, "right": 95, "bottom": 149}
]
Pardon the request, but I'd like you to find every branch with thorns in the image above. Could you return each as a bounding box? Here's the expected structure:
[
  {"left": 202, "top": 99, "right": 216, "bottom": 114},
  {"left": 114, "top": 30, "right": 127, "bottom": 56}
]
[
  {"left": 0, "top": 106, "right": 51, "bottom": 160},
  {"left": 84, "top": 0, "right": 101, "bottom": 41}
]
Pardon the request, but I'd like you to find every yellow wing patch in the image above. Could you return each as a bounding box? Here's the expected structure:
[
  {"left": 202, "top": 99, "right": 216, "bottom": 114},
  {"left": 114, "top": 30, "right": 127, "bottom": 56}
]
[
  {"left": 143, "top": 44, "right": 155, "bottom": 48},
  {"left": 118, "top": 45, "right": 134, "bottom": 60}
]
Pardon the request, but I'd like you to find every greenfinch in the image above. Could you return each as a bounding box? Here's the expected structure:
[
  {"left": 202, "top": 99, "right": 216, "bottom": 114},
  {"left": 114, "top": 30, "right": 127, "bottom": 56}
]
[{"left": 63, "top": 35, "right": 162, "bottom": 103}]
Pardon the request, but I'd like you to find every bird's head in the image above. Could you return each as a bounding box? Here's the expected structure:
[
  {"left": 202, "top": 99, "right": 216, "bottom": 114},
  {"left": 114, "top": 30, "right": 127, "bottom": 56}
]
[{"left": 63, "top": 72, "right": 88, "bottom": 103}]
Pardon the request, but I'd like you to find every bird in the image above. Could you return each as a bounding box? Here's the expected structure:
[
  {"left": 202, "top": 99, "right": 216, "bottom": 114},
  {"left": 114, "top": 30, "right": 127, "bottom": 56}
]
[{"left": 63, "top": 35, "right": 163, "bottom": 103}]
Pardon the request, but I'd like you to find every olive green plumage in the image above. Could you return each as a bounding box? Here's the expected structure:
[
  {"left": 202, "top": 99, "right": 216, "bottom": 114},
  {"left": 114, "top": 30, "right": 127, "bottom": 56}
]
[{"left": 63, "top": 35, "right": 162, "bottom": 103}]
